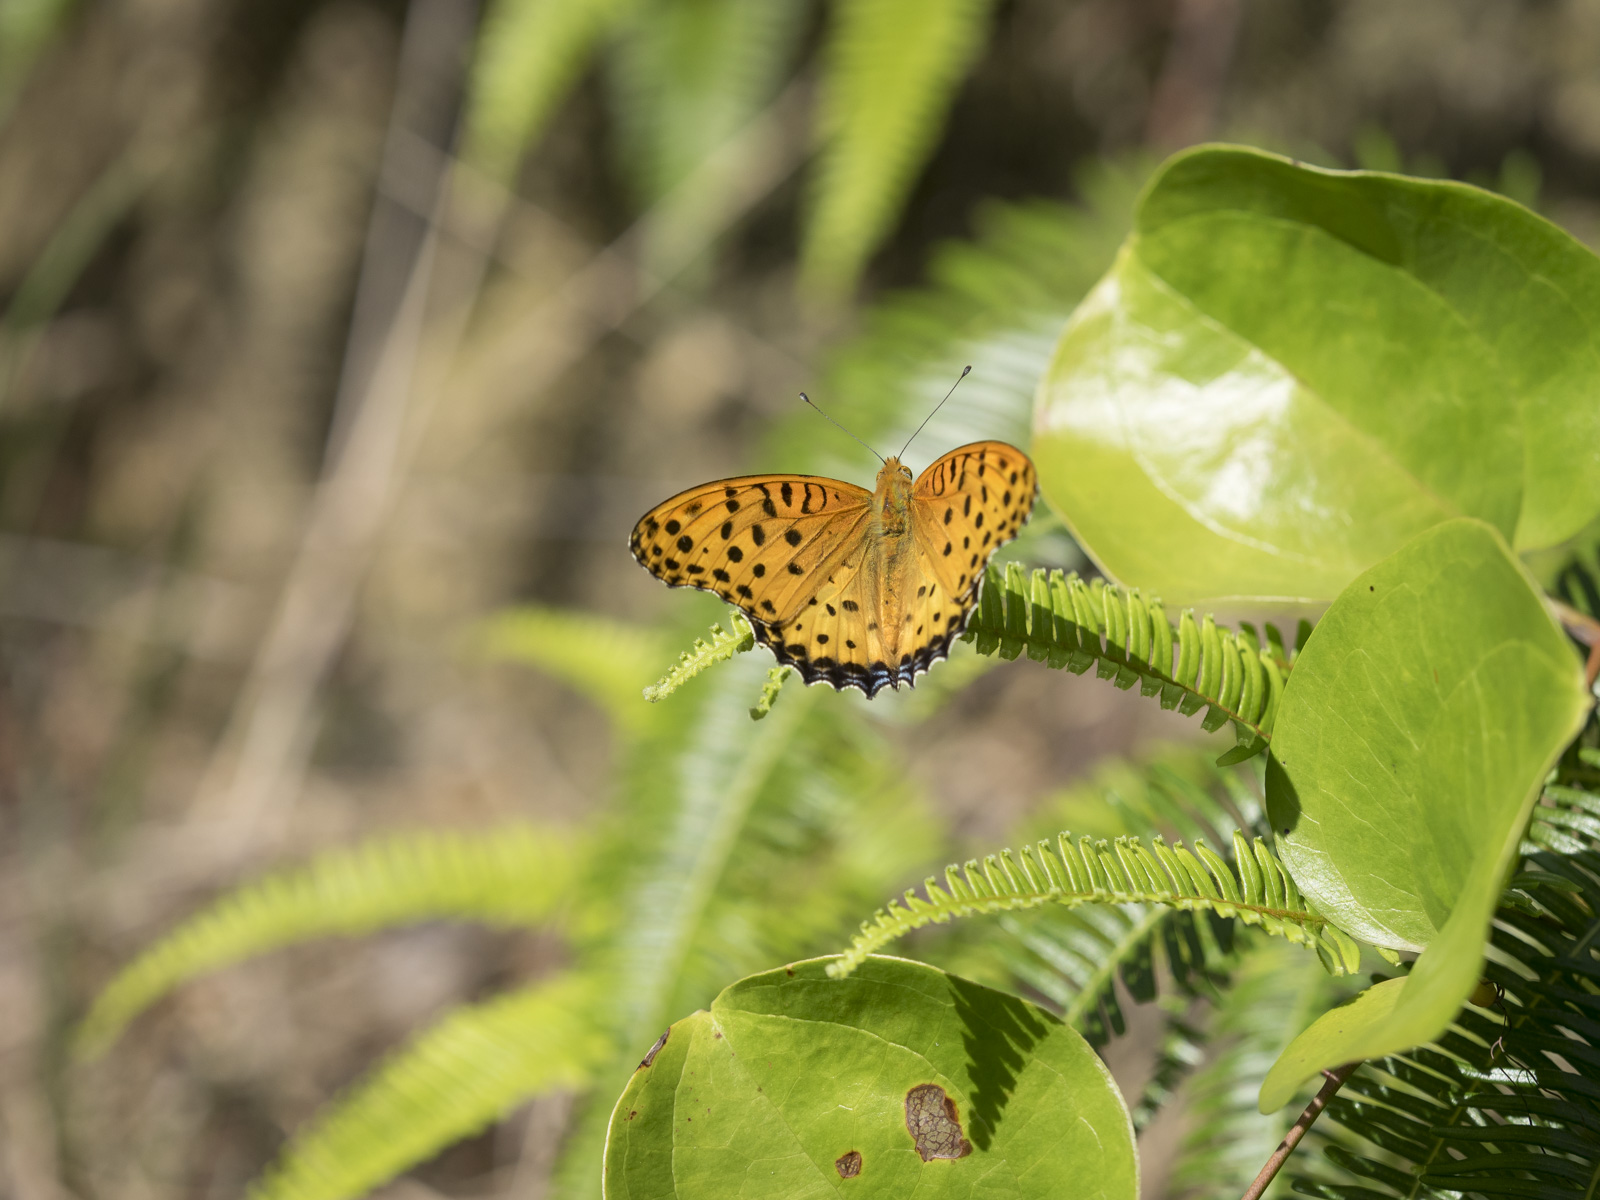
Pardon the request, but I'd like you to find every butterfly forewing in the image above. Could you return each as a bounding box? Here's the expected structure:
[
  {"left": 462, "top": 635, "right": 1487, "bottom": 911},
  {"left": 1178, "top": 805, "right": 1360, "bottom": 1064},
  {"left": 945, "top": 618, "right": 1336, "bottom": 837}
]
[
  {"left": 630, "top": 474, "right": 872, "bottom": 625},
  {"left": 911, "top": 441, "right": 1037, "bottom": 603}
]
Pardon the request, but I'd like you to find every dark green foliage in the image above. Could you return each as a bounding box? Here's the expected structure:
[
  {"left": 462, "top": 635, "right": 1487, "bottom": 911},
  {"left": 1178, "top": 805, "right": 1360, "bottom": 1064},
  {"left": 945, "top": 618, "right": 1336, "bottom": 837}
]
[{"left": 1290, "top": 771, "right": 1600, "bottom": 1198}]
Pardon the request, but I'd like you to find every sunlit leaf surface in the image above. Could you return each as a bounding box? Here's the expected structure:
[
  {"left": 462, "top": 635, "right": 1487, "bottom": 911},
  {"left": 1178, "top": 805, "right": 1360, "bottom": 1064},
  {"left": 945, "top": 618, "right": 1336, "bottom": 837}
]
[
  {"left": 1034, "top": 145, "right": 1600, "bottom": 604},
  {"left": 603, "top": 956, "right": 1136, "bottom": 1198}
]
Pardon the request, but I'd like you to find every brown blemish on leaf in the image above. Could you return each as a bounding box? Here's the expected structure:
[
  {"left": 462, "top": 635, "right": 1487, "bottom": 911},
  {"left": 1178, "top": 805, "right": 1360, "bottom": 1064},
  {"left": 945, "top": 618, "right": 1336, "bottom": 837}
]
[
  {"left": 785, "top": 967, "right": 795, "bottom": 976},
  {"left": 904, "top": 1084, "right": 972, "bottom": 1162},
  {"left": 638, "top": 1028, "right": 669, "bottom": 1069},
  {"left": 625, "top": 1110, "right": 637, "bottom": 1121},
  {"left": 835, "top": 1150, "right": 862, "bottom": 1178}
]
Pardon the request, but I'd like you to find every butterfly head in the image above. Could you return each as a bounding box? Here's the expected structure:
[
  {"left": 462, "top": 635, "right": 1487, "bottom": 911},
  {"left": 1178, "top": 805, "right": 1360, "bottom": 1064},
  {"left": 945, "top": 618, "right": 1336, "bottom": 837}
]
[
  {"left": 874, "top": 455, "right": 915, "bottom": 532},
  {"left": 880, "top": 455, "right": 913, "bottom": 481},
  {"left": 877, "top": 455, "right": 914, "bottom": 488}
]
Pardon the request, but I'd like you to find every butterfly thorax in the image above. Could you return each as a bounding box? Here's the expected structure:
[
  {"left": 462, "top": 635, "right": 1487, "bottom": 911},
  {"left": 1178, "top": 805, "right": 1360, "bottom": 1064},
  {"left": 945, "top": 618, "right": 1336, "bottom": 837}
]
[{"left": 872, "top": 457, "right": 916, "bottom": 535}]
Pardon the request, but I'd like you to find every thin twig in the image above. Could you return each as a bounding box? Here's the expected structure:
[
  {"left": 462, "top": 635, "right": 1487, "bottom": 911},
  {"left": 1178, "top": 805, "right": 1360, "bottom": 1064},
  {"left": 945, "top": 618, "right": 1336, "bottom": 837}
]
[{"left": 1240, "top": 1062, "right": 1359, "bottom": 1200}]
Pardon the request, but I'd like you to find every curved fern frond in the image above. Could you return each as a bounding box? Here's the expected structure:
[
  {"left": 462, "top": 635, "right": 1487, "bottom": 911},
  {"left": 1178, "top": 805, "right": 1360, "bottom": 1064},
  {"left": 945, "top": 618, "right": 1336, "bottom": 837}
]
[
  {"left": 1293, "top": 773, "right": 1600, "bottom": 1198},
  {"left": 829, "top": 827, "right": 1361, "bottom": 979},
  {"left": 747, "top": 665, "right": 792, "bottom": 720},
  {"left": 963, "top": 561, "right": 1297, "bottom": 760},
  {"left": 463, "top": 0, "right": 635, "bottom": 181},
  {"left": 926, "top": 750, "right": 1252, "bottom": 1061},
  {"left": 642, "top": 611, "right": 754, "bottom": 702},
  {"left": 802, "top": 0, "right": 1001, "bottom": 294},
  {"left": 77, "top": 825, "right": 586, "bottom": 1058},
  {"left": 249, "top": 972, "right": 610, "bottom": 1200},
  {"left": 475, "top": 607, "right": 666, "bottom": 728}
]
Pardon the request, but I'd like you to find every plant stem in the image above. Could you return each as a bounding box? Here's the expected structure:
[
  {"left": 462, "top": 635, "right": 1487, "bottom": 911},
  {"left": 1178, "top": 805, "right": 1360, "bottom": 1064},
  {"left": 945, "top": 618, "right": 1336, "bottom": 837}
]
[
  {"left": 1240, "top": 1062, "right": 1359, "bottom": 1200},
  {"left": 1549, "top": 598, "right": 1600, "bottom": 690}
]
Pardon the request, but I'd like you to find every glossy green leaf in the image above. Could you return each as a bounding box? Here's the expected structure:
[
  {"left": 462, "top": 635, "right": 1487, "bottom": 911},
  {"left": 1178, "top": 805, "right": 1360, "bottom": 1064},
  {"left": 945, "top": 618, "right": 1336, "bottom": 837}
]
[
  {"left": 1257, "top": 519, "right": 1589, "bottom": 1110},
  {"left": 603, "top": 956, "right": 1136, "bottom": 1199},
  {"left": 1033, "top": 144, "right": 1600, "bottom": 604}
]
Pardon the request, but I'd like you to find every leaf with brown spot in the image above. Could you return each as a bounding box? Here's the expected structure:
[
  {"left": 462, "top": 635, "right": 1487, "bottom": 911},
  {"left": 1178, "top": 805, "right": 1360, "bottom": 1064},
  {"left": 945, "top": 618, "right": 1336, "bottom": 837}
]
[
  {"left": 602, "top": 957, "right": 1134, "bottom": 1198},
  {"left": 904, "top": 1084, "right": 972, "bottom": 1161}
]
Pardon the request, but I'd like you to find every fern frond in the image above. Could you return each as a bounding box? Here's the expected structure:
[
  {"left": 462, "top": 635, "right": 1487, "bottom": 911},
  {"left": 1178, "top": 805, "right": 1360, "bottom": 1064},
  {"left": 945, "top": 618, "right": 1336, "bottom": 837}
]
[
  {"left": 475, "top": 607, "right": 666, "bottom": 727},
  {"left": 790, "top": 172, "right": 1142, "bottom": 480},
  {"left": 921, "top": 749, "right": 1260, "bottom": 1062},
  {"left": 802, "top": 0, "right": 1000, "bottom": 293},
  {"left": 463, "top": 0, "right": 634, "bottom": 181},
  {"left": 553, "top": 649, "right": 943, "bottom": 1200},
  {"left": 77, "top": 825, "right": 585, "bottom": 1058},
  {"left": 1170, "top": 939, "right": 1350, "bottom": 1197},
  {"left": 748, "top": 665, "right": 792, "bottom": 720},
  {"left": 642, "top": 611, "right": 754, "bottom": 702},
  {"left": 608, "top": 0, "right": 802, "bottom": 207},
  {"left": 1130, "top": 1001, "right": 1209, "bottom": 1132},
  {"left": 963, "top": 561, "right": 1294, "bottom": 759},
  {"left": 1293, "top": 776, "right": 1600, "bottom": 1198},
  {"left": 998, "top": 904, "right": 1231, "bottom": 1043},
  {"left": 829, "top": 827, "right": 1360, "bottom": 979},
  {"left": 617, "top": 652, "right": 817, "bottom": 1040},
  {"left": 250, "top": 973, "right": 609, "bottom": 1200}
]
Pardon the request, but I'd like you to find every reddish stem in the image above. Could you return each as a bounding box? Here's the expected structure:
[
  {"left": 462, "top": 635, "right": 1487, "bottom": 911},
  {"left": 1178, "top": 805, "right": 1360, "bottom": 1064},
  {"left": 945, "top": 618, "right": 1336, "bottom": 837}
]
[
  {"left": 1240, "top": 1062, "right": 1359, "bottom": 1200},
  {"left": 1549, "top": 598, "right": 1600, "bottom": 690}
]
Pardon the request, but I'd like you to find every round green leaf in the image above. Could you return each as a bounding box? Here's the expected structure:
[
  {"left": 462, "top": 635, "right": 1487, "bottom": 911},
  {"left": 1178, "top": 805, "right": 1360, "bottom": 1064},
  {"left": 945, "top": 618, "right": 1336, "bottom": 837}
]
[
  {"left": 1258, "top": 518, "right": 1589, "bottom": 1109},
  {"left": 603, "top": 955, "right": 1136, "bottom": 1199},
  {"left": 1033, "top": 145, "right": 1600, "bottom": 604}
]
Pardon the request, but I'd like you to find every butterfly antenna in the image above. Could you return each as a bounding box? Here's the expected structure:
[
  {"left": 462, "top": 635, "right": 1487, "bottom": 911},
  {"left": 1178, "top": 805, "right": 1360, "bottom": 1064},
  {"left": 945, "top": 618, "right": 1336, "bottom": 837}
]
[
  {"left": 800, "top": 392, "right": 886, "bottom": 465},
  {"left": 900, "top": 365, "right": 971, "bottom": 459}
]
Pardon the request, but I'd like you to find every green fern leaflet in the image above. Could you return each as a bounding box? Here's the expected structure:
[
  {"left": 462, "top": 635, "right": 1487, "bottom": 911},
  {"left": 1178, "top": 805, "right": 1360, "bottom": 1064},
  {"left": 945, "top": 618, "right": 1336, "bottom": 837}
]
[
  {"left": 831, "top": 826, "right": 1362, "bottom": 980},
  {"left": 76, "top": 825, "right": 586, "bottom": 1058}
]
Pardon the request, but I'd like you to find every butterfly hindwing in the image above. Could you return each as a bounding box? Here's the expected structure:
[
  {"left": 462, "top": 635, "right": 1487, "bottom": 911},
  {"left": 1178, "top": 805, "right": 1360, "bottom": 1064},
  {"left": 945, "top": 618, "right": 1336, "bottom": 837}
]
[
  {"left": 749, "top": 565, "right": 892, "bottom": 695},
  {"left": 778, "top": 555, "right": 963, "bottom": 698},
  {"left": 911, "top": 441, "right": 1037, "bottom": 603},
  {"left": 630, "top": 474, "right": 872, "bottom": 625}
]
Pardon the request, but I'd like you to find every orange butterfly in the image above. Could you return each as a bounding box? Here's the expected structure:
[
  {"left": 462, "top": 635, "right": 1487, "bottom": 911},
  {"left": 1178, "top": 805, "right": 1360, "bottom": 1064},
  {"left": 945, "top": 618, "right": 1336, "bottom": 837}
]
[{"left": 630, "top": 412, "right": 1037, "bottom": 696}]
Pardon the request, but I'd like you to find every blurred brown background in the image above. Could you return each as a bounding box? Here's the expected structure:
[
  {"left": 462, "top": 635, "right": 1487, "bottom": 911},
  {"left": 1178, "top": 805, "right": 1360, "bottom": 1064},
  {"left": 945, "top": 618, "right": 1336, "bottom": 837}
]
[{"left": 2, "top": 1, "right": 1598, "bottom": 1197}]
